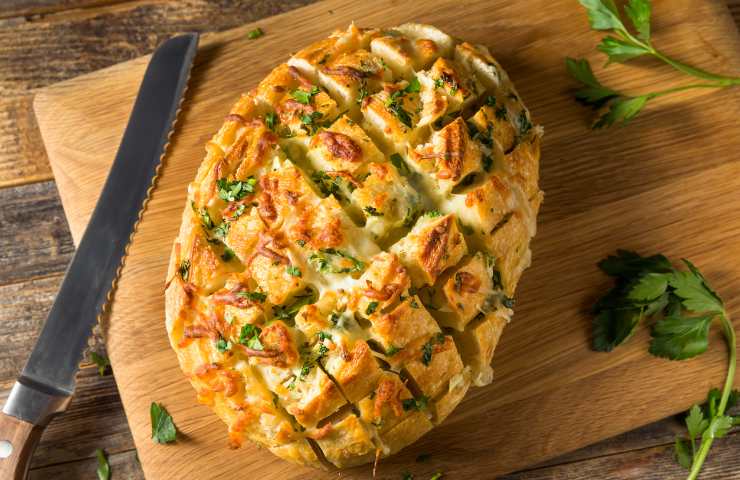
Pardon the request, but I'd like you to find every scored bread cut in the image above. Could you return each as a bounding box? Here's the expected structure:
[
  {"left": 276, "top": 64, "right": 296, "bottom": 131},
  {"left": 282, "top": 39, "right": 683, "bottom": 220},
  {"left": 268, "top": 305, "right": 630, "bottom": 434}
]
[{"left": 165, "top": 22, "right": 543, "bottom": 469}]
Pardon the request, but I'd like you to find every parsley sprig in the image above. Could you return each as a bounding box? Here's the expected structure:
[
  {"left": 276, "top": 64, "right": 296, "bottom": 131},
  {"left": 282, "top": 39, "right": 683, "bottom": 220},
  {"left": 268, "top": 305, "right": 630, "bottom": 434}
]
[
  {"left": 593, "top": 251, "right": 736, "bottom": 479},
  {"left": 568, "top": 0, "right": 740, "bottom": 128}
]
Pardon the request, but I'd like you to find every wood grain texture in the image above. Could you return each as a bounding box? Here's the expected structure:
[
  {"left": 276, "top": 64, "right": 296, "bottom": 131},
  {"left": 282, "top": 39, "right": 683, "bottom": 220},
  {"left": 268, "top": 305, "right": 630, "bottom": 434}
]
[
  {"left": 31, "top": 0, "right": 740, "bottom": 478},
  {"left": 0, "top": 0, "right": 317, "bottom": 188},
  {"left": 0, "top": 182, "right": 74, "bottom": 287}
]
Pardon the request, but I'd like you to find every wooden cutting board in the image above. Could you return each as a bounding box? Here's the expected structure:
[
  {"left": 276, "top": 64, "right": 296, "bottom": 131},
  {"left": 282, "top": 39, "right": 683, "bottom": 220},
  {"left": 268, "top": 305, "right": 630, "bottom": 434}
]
[{"left": 32, "top": 0, "right": 740, "bottom": 478}]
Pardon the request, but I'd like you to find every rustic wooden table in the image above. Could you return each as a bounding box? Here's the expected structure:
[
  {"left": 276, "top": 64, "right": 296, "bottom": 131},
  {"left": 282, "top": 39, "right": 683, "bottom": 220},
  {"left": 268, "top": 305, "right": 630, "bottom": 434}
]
[{"left": 1, "top": 1, "right": 739, "bottom": 478}]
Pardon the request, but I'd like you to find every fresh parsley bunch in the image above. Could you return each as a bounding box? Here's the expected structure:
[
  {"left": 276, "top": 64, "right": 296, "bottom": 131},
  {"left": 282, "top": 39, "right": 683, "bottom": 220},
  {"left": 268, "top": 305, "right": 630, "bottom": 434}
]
[
  {"left": 593, "top": 251, "right": 737, "bottom": 479},
  {"left": 567, "top": 0, "right": 740, "bottom": 128}
]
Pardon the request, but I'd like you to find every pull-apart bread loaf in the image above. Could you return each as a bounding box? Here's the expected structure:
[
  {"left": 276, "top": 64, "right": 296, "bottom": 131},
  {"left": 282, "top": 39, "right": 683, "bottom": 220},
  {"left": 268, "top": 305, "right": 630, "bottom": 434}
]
[{"left": 166, "top": 22, "right": 542, "bottom": 469}]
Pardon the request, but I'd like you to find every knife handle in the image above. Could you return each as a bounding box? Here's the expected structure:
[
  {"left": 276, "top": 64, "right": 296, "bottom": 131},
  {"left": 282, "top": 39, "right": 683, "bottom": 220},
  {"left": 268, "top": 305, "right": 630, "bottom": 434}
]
[{"left": 0, "top": 413, "right": 45, "bottom": 480}]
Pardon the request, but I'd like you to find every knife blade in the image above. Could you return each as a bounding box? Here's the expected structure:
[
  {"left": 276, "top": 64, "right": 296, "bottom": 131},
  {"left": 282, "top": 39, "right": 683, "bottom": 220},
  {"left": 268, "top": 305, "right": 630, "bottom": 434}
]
[{"left": 0, "top": 32, "right": 199, "bottom": 479}]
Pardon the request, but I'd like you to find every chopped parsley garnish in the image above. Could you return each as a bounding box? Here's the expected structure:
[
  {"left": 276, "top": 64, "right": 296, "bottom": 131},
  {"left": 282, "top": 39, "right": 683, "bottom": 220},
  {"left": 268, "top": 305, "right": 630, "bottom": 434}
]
[
  {"left": 194, "top": 203, "right": 214, "bottom": 229},
  {"left": 286, "top": 265, "right": 302, "bottom": 277},
  {"left": 298, "top": 340, "right": 329, "bottom": 381},
  {"left": 296, "top": 239, "right": 306, "bottom": 247},
  {"left": 273, "top": 290, "right": 317, "bottom": 321},
  {"left": 238, "top": 324, "right": 263, "bottom": 350},
  {"left": 178, "top": 259, "right": 190, "bottom": 281},
  {"left": 425, "top": 210, "right": 443, "bottom": 218},
  {"left": 482, "top": 154, "right": 493, "bottom": 172},
  {"left": 366, "top": 301, "right": 379, "bottom": 315},
  {"left": 89, "top": 351, "right": 110, "bottom": 376},
  {"left": 385, "top": 90, "right": 413, "bottom": 128},
  {"left": 290, "top": 86, "right": 320, "bottom": 105},
  {"left": 213, "top": 221, "right": 230, "bottom": 239},
  {"left": 265, "top": 111, "right": 277, "bottom": 130},
  {"left": 236, "top": 291, "right": 267, "bottom": 302},
  {"left": 402, "top": 207, "right": 420, "bottom": 228},
  {"left": 312, "top": 170, "right": 345, "bottom": 199},
  {"left": 502, "top": 296, "right": 515, "bottom": 308},
  {"left": 386, "top": 345, "right": 402, "bottom": 356},
  {"left": 300, "top": 111, "right": 324, "bottom": 133},
  {"left": 216, "top": 336, "right": 232, "bottom": 353},
  {"left": 410, "top": 299, "right": 420, "bottom": 309},
  {"left": 402, "top": 395, "right": 429, "bottom": 411},
  {"left": 495, "top": 106, "right": 508, "bottom": 120},
  {"left": 421, "top": 333, "right": 446, "bottom": 366},
  {"left": 356, "top": 84, "right": 369, "bottom": 104},
  {"left": 485, "top": 95, "right": 497, "bottom": 106},
  {"left": 150, "top": 402, "right": 177, "bottom": 444},
  {"left": 217, "top": 177, "right": 257, "bottom": 202},
  {"left": 247, "top": 27, "right": 264, "bottom": 40},
  {"left": 221, "top": 247, "right": 235, "bottom": 262},
  {"left": 517, "top": 110, "right": 533, "bottom": 136},
  {"left": 364, "top": 206, "right": 384, "bottom": 217},
  {"left": 317, "top": 331, "right": 332, "bottom": 342},
  {"left": 390, "top": 153, "right": 411, "bottom": 176},
  {"left": 309, "top": 248, "right": 366, "bottom": 274},
  {"left": 405, "top": 76, "right": 421, "bottom": 93},
  {"left": 433, "top": 78, "right": 444, "bottom": 89}
]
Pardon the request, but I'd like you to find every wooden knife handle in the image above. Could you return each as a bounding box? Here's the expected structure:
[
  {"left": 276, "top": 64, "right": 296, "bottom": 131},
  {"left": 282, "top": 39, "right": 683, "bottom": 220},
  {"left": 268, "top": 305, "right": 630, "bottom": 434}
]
[{"left": 0, "top": 413, "right": 45, "bottom": 480}]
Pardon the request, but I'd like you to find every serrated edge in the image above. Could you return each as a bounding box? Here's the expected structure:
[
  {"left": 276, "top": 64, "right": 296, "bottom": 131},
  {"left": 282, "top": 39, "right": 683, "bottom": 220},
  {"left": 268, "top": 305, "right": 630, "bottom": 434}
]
[{"left": 88, "top": 50, "right": 196, "bottom": 357}]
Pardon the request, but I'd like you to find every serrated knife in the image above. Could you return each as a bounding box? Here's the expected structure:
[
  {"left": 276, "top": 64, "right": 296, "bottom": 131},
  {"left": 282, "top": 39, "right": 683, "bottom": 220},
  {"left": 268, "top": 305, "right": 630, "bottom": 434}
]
[{"left": 0, "top": 33, "right": 199, "bottom": 479}]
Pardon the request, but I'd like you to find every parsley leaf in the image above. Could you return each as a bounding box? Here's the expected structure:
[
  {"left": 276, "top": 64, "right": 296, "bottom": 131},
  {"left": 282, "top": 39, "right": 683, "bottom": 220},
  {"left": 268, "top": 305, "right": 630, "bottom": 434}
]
[
  {"left": 674, "top": 438, "right": 692, "bottom": 469},
  {"left": 364, "top": 206, "right": 384, "bottom": 217},
  {"left": 89, "top": 351, "right": 110, "bottom": 376},
  {"left": 593, "top": 251, "right": 736, "bottom": 477},
  {"left": 221, "top": 247, "right": 235, "bottom": 262},
  {"left": 150, "top": 402, "right": 177, "bottom": 444},
  {"left": 571, "top": 0, "right": 740, "bottom": 128},
  {"left": 566, "top": 57, "right": 624, "bottom": 110},
  {"left": 624, "top": 0, "right": 651, "bottom": 42},
  {"left": 390, "top": 153, "right": 411, "bottom": 176},
  {"left": 265, "top": 111, "right": 277, "bottom": 130},
  {"left": 385, "top": 90, "right": 413, "bottom": 128},
  {"left": 649, "top": 314, "right": 714, "bottom": 360},
  {"left": 578, "top": 0, "right": 626, "bottom": 32},
  {"left": 217, "top": 177, "right": 256, "bottom": 202},
  {"left": 405, "top": 76, "right": 421, "bottom": 93},
  {"left": 366, "top": 301, "right": 379, "bottom": 316},
  {"left": 290, "top": 86, "right": 320, "bottom": 105},
  {"left": 247, "top": 27, "right": 264, "bottom": 40},
  {"left": 178, "top": 259, "right": 190, "bottom": 281},
  {"left": 216, "top": 336, "right": 232, "bottom": 353},
  {"left": 402, "top": 395, "right": 429, "bottom": 411},
  {"left": 421, "top": 333, "right": 446, "bottom": 366},
  {"left": 286, "top": 265, "right": 302, "bottom": 277},
  {"left": 273, "top": 290, "right": 317, "bottom": 321},
  {"left": 239, "top": 324, "right": 263, "bottom": 350},
  {"left": 597, "top": 36, "right": 649, "bottom": 64},
  {"left": 96, "top": 449, "right": 110, "bottom": 480},
  {"left": 236, "top": 290, "right": 267, "bottom": 302},
  {"left": 309, "top": 248, "right": 365, "bottom": 275}
]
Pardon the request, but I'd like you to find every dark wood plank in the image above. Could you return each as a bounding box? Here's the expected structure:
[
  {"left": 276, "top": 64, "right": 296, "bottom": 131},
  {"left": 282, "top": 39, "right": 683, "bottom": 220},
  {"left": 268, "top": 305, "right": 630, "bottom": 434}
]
[
  {"left": 29, "top": 449, "right": 144, "bottom": 479},
  {"left": 1, "top": 1, "right": 126, "bottom": 19},
  {"left": 30, "top": 364, "right": 136, "bottom": 470},
  {"left": 0, "top": 181, "right": 74, "bottom": 286},
  {"left": 0, "top": 0, "right": 317, "bottom": 188},
  {"left": 500, "top": 432, "right": 740, "bottom": 480},
  {"left": 0, "top": 275, "right": 62, "bottom": 391}
]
